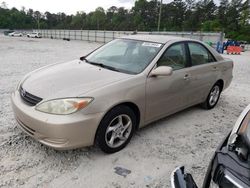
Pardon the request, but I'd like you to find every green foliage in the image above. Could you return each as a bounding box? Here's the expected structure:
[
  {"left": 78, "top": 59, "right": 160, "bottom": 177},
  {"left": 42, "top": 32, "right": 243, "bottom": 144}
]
[
  {"left": 0, "top": 0, "right": 249, "bottom": 42},
  {"left": 202, "top": 20, "right": 221, "bottom": 31}
]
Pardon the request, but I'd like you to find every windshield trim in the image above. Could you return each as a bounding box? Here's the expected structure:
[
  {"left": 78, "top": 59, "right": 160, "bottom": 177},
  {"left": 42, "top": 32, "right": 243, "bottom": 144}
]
[{"left": 118, "top": 37, "right": 165, "bottom": 45}]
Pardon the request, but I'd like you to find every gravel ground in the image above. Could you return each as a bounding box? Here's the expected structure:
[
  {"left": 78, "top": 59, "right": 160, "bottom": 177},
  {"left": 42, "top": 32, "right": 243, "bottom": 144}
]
[{"left": 0, "top": 35, "right": 250, "bottom": 188}]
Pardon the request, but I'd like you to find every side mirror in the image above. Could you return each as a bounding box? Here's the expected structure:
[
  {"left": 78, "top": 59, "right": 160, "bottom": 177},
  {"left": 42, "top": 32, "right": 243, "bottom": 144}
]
[
  {"left": 171, "top": 166, "right": 198, "bottom": 188},
  {"left": 150, "top": 66, "right": 173, "bottom": 77}
]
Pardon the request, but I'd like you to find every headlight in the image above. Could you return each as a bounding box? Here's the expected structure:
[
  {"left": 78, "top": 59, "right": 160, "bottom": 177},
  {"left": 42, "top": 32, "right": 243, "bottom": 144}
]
[{"left": 35, "top": 98, "right": 93, "bottom": 115}]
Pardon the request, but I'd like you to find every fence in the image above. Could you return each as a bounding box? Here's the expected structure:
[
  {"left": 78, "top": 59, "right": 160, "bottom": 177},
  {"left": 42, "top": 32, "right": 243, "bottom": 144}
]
[
  {"left": 0, "top": 29, "right": 32, "bottom": 34},
  {"left": 33, "top": 30, "right": 130, "bottom": 43},
  {"left": 33, "top": 29, "right": 224, "bottom": 44},
  {"left": 2, "top": 28, "right": 249, "bottom": 50}
]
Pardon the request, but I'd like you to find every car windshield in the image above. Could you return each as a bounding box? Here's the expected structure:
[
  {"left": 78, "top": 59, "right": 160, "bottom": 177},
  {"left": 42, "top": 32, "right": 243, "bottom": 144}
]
[{"left": 85, "top": 39, "right": 163, "bottom": 74}]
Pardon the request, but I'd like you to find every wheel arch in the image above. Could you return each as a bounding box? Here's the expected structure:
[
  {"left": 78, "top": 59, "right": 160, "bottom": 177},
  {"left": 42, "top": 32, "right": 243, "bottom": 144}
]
[
  {"left": 215, "top": 79, "right": 224, "bottom": 91},
  {"left": 94, "top": 102, "right": 141, "bottom": 144}
]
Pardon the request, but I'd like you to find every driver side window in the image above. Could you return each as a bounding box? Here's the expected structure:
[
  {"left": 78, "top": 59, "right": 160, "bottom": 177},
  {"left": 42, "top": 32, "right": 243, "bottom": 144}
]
[{"left": 157, "top": 43, "right": 187, "bottom": 70}]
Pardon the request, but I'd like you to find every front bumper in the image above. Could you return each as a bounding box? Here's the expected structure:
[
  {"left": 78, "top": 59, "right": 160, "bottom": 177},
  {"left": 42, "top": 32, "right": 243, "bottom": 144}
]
[{"left": 11, "top": 91, "right": 104, "bottom": 150}]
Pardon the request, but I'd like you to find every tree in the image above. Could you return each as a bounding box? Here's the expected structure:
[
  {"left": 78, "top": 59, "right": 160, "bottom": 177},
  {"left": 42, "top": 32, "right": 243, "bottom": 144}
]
[
  {"left": 34, "top": 11, "right": 42, "bottom": 29},
  {"left": 132, "top": 0, "right": 159, "bottom": 31},
  {"left": 0, "top": 0, "right": 249, "bottom": 42},
  {"left": 91, "top": 7, "right": 106, "bottom": 30},
  {"left": 239, "top": 0, "right": 250, "bottom": 26},
  {"left": 106, "top": 6, "right": 118, "bottom": 29},
  {"left": 217, "top": 0, "right": 229, "bottom": 30},
  {"left": 70, "top": 11, "right": 86, "bottom": 29}
]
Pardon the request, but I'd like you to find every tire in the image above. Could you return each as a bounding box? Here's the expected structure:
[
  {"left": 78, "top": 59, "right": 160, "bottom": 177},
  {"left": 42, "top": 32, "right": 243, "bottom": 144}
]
[
  {"left": 201, "top": 83, "right": 222, "bottom": 109},
  {"left": 96, "top": 105, "right": 136, "bottom": 153}
]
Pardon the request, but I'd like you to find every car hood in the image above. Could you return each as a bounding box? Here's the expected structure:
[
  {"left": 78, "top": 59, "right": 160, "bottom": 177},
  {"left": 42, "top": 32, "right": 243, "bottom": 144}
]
[{"left": 22, "top": 60, "right": 132, "bottom": 99}]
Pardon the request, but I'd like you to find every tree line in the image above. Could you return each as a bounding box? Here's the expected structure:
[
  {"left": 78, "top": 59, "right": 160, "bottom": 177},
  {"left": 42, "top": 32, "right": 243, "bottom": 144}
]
[{"left": 0, "top": 0, "right": 249, "bottom": 42}]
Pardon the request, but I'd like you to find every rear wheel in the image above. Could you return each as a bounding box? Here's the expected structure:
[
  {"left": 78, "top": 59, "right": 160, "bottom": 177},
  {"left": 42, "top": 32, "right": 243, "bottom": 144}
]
[
  {"left": 201, "top": 83, "right": 222, "bottom": 109},
  {"left": 96, "top": 105, "right": 136, "bottom": 153}
]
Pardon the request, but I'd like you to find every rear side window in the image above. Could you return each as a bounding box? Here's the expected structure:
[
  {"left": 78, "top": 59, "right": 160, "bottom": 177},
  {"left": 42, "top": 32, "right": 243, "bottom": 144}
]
[
  {"left": 188, "top": 42, "right": 215, "bottom": 66},
  {"left": 157, "top": 43, "right": 187, "bottom": 70}
]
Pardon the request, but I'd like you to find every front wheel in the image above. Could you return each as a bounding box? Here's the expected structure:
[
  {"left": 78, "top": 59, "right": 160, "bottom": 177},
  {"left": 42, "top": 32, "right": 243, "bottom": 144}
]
[
  {"left": 96, "top": 105, "right": 136, "bottom": 153},
  {"left": 201, "top": 84, "right": 222, "bottom": 109}
]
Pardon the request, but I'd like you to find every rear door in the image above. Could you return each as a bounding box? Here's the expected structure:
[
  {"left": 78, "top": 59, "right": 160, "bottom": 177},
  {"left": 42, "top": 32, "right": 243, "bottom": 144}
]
[{"left": 185, "top": 42, "right": 219, "bottom": 105}]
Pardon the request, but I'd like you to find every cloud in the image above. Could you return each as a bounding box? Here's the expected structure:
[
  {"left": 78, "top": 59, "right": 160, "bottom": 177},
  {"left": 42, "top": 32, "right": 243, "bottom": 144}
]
[
  {"left": 2, "top": 0, "right": 134, "bottom": 14},
  {"left": 118, "top": 0, "right": 134, "bottom": 3}
]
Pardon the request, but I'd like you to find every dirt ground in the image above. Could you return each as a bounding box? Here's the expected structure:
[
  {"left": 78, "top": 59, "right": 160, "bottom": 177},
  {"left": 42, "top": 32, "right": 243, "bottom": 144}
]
[{"left": 0, "top": 35, "right": 249, "bottom": 188}]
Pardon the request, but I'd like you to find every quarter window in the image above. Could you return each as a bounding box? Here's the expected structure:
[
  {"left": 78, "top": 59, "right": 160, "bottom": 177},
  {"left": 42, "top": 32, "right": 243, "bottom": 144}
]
[
  {"left": 157, "top": 43, "right": 187, "bottom": 70},
  {"left": 188, "top": 43, "right": 215, "bottom": 66}
]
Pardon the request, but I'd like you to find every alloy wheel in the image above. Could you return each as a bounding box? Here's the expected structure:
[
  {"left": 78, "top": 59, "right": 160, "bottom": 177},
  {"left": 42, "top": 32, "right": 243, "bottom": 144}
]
[
  {"left": 105, "top": 114, "right": 132, "bottom": 148},
  {"left": 209, "top": 85, "right": 220, "bottom": 106}
]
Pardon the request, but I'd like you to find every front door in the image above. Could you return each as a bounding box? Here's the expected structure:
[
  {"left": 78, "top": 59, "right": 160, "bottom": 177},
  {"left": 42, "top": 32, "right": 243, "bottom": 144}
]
[{"left": 145, "top": 42, "right": 193, "bottom": 123}]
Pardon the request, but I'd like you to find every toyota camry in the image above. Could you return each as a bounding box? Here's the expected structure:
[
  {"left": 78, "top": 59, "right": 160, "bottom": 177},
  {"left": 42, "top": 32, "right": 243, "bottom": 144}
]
[{"left": 11, "top": 35, "right": 233, "bottom": 153}]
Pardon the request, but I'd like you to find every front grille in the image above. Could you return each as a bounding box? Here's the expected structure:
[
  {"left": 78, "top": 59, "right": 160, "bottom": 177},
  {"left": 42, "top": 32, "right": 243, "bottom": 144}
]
[{"left": 19, "top": 86, "right": 42, "bottom": 106}]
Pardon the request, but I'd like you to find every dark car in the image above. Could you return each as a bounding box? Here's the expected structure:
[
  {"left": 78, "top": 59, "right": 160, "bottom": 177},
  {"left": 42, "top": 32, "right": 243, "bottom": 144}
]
[
  {"left": 171, "top": 104, "right": 250, "bottom": 188},
  {"left": 3, "top": 30, "right": 14, "bottom": 36},
  {"left": 239, "top": 41, "right": 247, "bottom": 52}
]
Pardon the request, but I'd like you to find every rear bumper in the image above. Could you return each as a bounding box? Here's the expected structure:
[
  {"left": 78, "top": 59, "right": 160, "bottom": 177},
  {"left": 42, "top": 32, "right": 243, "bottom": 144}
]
[{"left": 11, "top": 91, "right": 104, "bottom": 150}]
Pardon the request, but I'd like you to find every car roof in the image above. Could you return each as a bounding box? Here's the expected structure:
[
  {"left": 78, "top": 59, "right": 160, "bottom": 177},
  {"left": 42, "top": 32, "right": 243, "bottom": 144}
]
[
  {"left": 120, "top": 34, "right": 197, "bottom": 44},
  {"left": 120, "top": 34, "right": 223, "bottom": 61}
]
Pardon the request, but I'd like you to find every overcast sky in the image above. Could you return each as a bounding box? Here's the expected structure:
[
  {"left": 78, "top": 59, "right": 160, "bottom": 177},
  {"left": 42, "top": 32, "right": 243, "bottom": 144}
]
[
  {"left": 1, "top": 0, "right": 179, "bottom": 14},
  {"left": 1, "top": 0, "right": 136, "bottom": 14},
  {"left": 1, "top": 0, "right": 224, "bottom": 14}
]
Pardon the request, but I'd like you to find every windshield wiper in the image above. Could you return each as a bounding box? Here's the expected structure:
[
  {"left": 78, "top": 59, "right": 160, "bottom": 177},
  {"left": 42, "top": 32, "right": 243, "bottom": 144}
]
[
  {"left": 87, "top": 61, "right": 121, "bottom": 72},
  {"left": 80, "top": 56, "right": 90, "bottom": 62},
  {"left": 91, "top": 62, "right": 121, "bottom": 72},
  {"left": 80, "top": 56, "right": 122, "bottom": 73},
  {"left": 80, "top": 56, "right": 100, "bottom": 66}
]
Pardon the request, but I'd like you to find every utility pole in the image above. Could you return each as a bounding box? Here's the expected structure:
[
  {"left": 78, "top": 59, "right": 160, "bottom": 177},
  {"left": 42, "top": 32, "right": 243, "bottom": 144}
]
[{"left": 157, "top": 0, "right": 163, "bottom": 32}]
